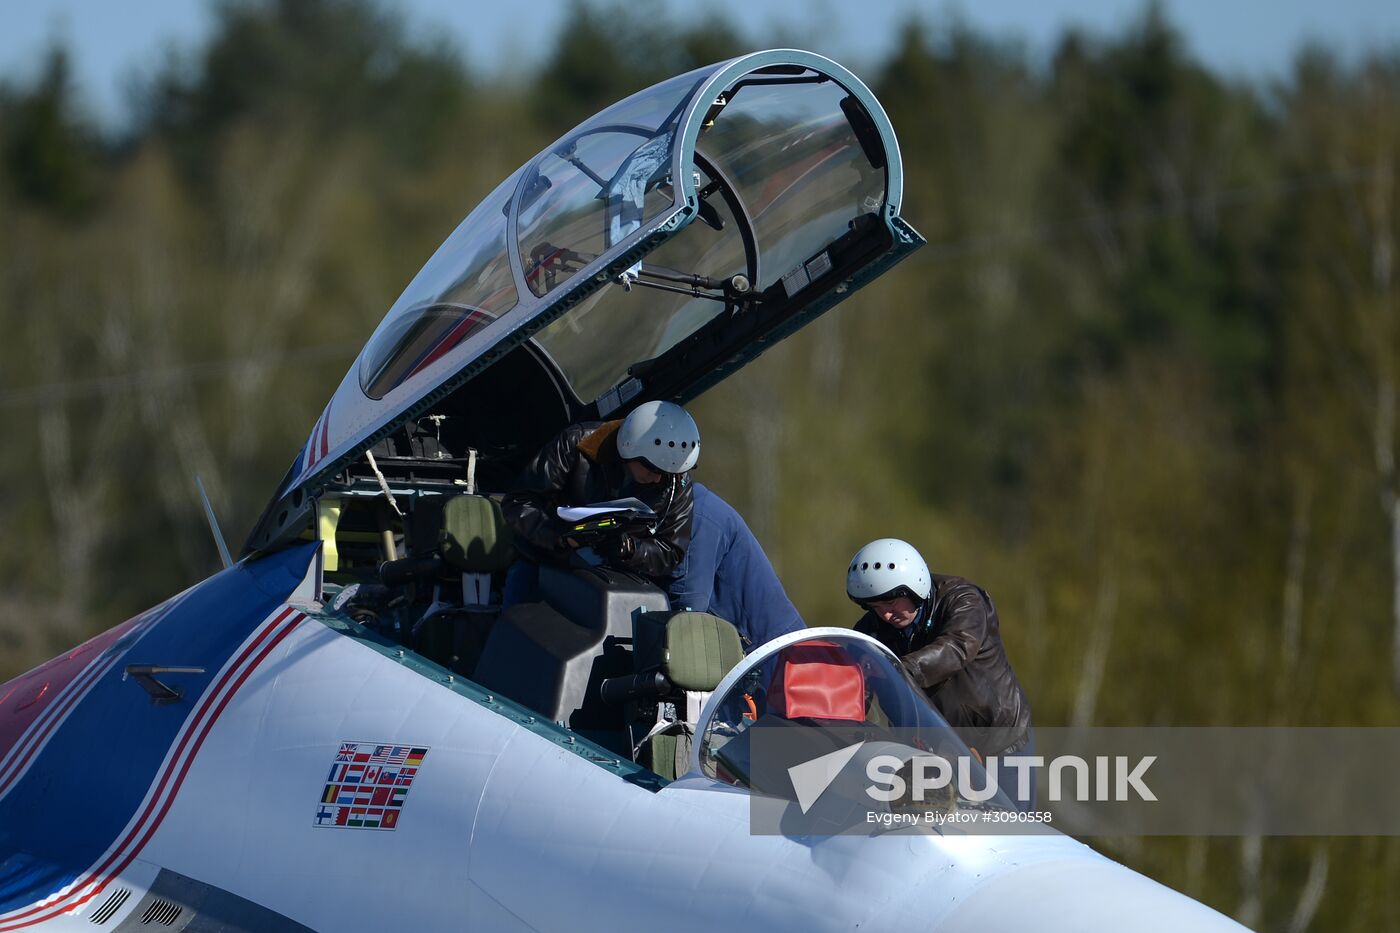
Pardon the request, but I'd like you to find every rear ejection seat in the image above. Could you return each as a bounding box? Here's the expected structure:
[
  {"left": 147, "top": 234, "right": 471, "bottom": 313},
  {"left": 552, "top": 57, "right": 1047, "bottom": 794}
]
[
  {"left": 414, "top": 493, "right": 515, "bottom": 605},
  {"left": 407, "top": 493, "right": 515, "bottom": 672},
  {"left": 629, "top": 611, "right": 745, "bottom": 779}
]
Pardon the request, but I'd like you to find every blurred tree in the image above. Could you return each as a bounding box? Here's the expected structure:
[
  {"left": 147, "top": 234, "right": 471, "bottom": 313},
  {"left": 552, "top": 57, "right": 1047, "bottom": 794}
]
[
  {"left": 530, "top": 0, "right": 747, "bottom": 129},
  {"left": 870, "top": 18, "right": 1064, "bottom": 526},
  {"left": 0, "top": 45, "right": 103, "bottom": 217},
  {"left": 1047, "top": 4, "right": 1278, "bottom": 411},
  {"left": 1278, "top": 49, "right": 1400, "bottom": 703},
  {"left": 135, "top": 0, "right": 471, "bottom": 175}
]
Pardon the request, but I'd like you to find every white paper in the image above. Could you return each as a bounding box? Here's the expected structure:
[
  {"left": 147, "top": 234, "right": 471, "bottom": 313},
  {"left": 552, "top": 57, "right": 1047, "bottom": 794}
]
[{"left": 556, "top": 497, "right": 655, "bottom": 522}]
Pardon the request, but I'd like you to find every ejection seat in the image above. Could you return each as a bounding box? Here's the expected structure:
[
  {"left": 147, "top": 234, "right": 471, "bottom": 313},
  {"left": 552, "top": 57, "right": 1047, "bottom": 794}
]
[
  {"left": 386, "top": 493, "right": 515, "bottom": 673},
  {"left": 561, "top": 609, "right": 746, "bottom": 778},
  {"left": 626, "top": 610, "right": 745, "bottom": 779}
]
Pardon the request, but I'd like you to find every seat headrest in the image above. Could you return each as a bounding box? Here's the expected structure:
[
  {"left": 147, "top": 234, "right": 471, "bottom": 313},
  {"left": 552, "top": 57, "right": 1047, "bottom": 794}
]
[
  {"left": 438, "top": 495, "right": 515, "bottom": 572},
  {"left": 663, "top": 611, "right": 744, "bottom": 692},
  {"left": 769, "top": 640, "right": 866, "bottom": 722}
]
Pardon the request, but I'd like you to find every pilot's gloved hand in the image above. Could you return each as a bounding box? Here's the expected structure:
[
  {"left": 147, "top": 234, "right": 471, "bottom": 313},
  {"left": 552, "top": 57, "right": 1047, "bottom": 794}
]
[{"left": 595, "top": 533, "right": 637, "bottom": 565}]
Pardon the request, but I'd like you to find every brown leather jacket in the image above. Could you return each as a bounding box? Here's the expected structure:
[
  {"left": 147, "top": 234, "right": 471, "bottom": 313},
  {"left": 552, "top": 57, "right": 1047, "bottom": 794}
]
[
  {"left": 855, "top": 573, "right": 1030, "bottom": 755},
  {"left": 501, "top": 420, "right": 693, "bottom": 579}
]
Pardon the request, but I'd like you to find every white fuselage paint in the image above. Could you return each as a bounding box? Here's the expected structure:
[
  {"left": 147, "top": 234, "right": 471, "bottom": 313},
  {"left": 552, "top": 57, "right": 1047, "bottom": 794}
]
[{"left": 14, "top": 613, "right": 1245, "bottom": 933}]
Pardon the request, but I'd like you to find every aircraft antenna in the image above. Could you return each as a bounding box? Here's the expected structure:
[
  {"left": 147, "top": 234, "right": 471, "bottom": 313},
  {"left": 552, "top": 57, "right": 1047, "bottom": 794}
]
[{"left": 195, "top": 475, "right": 233, "bottom": 569}]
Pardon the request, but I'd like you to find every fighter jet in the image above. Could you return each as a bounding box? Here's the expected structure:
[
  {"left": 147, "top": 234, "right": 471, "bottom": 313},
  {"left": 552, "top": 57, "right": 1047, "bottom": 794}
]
[{"left": 0, "top": 51, "right": 1249, "bottom": 931}]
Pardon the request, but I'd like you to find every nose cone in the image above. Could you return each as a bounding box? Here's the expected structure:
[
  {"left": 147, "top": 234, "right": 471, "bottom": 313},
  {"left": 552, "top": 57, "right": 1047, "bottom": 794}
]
[{"left": 935, "top": 857, "right": 1250, "bottom": 932}]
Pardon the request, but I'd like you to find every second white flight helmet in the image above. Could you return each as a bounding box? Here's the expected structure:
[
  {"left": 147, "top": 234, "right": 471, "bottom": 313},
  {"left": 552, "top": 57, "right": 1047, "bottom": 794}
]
[
  {"left": 846, "top": 538, "right": 932, "bottom": 605},
  {"left": 616, "top": 400, "right": 700, "bottom": 474}
]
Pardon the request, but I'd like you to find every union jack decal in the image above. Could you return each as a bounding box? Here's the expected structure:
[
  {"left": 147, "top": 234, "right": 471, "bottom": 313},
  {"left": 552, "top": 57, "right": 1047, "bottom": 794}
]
[{"left": 315, "top": 741, "right": 429, "bottom": 830}]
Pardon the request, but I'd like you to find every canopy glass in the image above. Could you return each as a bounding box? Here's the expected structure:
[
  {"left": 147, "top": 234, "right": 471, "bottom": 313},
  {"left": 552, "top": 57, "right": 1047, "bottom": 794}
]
[{"left": 246, "top": 50, "right": 921, "bottom": 555}]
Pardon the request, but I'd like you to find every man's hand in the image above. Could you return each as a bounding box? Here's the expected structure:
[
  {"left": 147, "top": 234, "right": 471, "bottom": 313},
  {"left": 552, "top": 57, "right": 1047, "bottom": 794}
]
[{"left": 596, "top": 533, "right": 637, "bottom": 564}]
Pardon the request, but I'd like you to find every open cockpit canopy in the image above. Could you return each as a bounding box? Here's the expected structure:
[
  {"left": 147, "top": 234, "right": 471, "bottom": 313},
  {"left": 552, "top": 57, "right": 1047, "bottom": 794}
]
[{"left": 245, "top": 50, "right": 923, "bottom": 554}]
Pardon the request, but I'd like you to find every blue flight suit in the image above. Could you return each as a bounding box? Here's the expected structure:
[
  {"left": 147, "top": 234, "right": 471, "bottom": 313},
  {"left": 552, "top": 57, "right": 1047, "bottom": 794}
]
[{"left": 666, "top": 483, "right": 805, "bottom": 651}]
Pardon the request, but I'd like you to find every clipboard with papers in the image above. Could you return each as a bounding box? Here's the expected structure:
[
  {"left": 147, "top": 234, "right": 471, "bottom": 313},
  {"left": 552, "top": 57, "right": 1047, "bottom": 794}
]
[{"left": 557, "top": 498, "right": 657, "bottom": 538}]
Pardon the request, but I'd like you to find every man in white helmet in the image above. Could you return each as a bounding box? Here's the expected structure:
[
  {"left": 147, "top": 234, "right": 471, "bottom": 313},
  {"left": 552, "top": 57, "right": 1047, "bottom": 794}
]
[
  {"left": 846, "top": 538, "right": 1031, "bottom": 765},
  {"left": 501, "top": 401, "right": 699, "bottom": 601}
]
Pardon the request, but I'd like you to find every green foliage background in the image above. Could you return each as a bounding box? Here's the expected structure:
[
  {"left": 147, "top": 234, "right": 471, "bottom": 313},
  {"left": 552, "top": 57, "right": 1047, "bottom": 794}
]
[{"left": 2, "top": 1, "right": 1398, "bottom": 926}]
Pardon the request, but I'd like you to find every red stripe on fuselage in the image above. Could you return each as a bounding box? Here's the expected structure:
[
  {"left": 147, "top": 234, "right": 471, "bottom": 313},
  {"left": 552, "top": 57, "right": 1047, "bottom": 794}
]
[
  {"left": 0, "top": 654, "right": 113, "bottom": 801},
  {"left": 0, "top": 605, "right": 173, "bottom": 803},
  {"left": 0, "top": 608, "right": 304, "bottom": 930},
  {"left": 305, "top": 414, "right": 324, "bottom": 472},
  {"left": 303, "top": 402, "right": 333, "bottom": 474},
  {"left": 0, "top": 615, "right": 146, "bottom": 768}
]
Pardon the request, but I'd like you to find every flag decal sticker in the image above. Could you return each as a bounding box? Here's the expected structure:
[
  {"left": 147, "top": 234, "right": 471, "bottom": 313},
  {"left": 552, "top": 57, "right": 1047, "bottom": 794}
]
[{"left": 314, "top": 742, "right": 429, "bottom": 830}]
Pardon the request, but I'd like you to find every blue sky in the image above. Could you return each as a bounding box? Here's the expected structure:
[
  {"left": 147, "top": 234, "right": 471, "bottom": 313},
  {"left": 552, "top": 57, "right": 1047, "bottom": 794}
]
[{"left": 4, "top": 0, "right": 1400, "bottom": 129}]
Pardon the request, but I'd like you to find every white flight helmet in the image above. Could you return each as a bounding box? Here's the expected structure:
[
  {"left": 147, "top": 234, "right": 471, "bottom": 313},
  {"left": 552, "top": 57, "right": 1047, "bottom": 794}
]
[
  {"left": 616, "top": 400, "right": 700, "bottom": 474},
  {"left": 846, "top": 538, "right": 932, "bottom": 606}
]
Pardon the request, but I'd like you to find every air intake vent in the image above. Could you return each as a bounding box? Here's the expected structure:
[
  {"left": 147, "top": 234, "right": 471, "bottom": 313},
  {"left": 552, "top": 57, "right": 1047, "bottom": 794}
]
[
  {"left": 140, "top": 899, "right": 183, "bottom": 926},
  {"left": 89, "top": 888, "right": 131, "bottom": 925}
]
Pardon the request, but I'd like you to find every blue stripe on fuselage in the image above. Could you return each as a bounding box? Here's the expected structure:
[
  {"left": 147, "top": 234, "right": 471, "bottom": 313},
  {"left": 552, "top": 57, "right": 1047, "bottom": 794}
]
[{"left": 0, "top": 543, "right": 317, "bottom": 916}]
